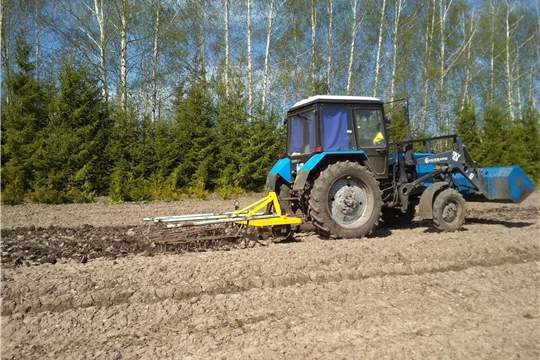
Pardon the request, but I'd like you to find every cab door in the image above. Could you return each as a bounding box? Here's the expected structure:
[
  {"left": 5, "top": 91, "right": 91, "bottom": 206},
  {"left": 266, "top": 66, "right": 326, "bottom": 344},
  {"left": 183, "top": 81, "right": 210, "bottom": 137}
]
[{"left": 353, "top": 107, "right": 389, "bottom": 177}]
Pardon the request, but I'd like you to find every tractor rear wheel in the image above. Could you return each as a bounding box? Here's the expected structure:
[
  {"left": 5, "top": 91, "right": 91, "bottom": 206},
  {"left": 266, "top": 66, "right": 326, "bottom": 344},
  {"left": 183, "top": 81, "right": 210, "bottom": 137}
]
[
  {"left": 308, "top": 161, "right": 382, "bottom": 238},
  {"left": 432, "top": 188, "right": 466, "bottom": 232}
]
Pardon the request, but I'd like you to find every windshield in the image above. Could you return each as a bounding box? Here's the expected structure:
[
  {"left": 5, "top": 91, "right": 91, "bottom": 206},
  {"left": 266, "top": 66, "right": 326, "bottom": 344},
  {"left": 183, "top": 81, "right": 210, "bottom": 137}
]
[
  {"left": 288, "top": 110, "right": 315, "bottom": 155},
  {"left": 354, "top": 109, "right": 385, "bottom": 147}
]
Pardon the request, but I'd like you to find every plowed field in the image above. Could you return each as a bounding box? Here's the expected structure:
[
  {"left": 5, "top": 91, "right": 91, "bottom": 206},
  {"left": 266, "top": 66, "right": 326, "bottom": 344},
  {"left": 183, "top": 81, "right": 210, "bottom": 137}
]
[{"left": 2, "top": 193, "right": 539, "bottom": 359}]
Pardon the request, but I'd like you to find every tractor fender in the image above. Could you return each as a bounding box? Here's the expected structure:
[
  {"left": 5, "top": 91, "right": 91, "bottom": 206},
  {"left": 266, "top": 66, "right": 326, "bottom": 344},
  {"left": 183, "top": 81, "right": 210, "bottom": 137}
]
[
  {"left": 418, "top": 182, "right": 449, "bottom": 219},
  {"left": 266, "top": 158, "right": 292, "bottom": 191},
  {"left": 292, "top": 151, "right": 368, "bottom": 191}
]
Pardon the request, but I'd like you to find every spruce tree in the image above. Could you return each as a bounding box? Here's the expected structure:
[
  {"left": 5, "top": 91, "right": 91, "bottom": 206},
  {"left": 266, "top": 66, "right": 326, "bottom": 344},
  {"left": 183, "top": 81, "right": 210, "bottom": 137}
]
[
  {"left": 212, "top": 78, "right": 248, "bottom": 194},
  {"left": 1, "top": 34, "right": 51, "bottom": 204},
  {"left": 480, "top": 106, "right": 509, "bottom": 167},
  {"left": 170, "top": 78, "right": 216, "bottom": 197},
  {"left": 31, "top": 60, "right": 109, "bottom": 203},
  {"left": 238, "top": 108, "right": 285, "bottom": 192},
  {"left": 455, "top": 102, "right": 482, "bottom": 163}
]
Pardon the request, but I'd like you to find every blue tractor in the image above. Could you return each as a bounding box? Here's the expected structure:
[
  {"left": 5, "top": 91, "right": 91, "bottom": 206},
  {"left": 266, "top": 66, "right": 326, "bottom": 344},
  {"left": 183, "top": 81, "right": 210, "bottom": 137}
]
[{"left": 265, "top": 95, "right": 536, "bottom": 239}]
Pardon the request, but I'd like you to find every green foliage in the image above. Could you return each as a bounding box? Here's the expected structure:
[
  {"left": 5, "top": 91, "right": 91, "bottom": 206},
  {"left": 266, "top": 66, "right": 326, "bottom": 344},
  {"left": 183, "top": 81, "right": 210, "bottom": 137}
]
[
  {"left": 455, "top": 102, "right": 482, "bottom": 161},
  {"left": 188, "top": 177, "right": 209, "bottom": 200},
  {"left": 215, "top": 182, "right": 245, "bottom": 200},
  {"left": 480, "top": 106, "right": 506, "bottom": 166},
  {"left": 385, "top": 102, "right": 408, "bottom": 144},
  {"left": 238, "top": 110, "right": 286, "bottom": 192},
  {"left": 30, "top": 60, "right": 109, "bottom": 202},
  {"left": 1, "top": 173, "right": 25, "bottom": 205},
  {"left": 1, "top": 33, "right": 51, "bottom": 202}
]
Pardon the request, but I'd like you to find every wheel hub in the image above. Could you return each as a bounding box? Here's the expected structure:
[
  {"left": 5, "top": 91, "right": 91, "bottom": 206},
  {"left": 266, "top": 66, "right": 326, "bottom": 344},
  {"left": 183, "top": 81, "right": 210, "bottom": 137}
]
[
  {"left": 442, "top": 201, "right": 458, "bottom": 223},
  {"left": 328, "top": 179, "right": 367, "bottom": 226}
]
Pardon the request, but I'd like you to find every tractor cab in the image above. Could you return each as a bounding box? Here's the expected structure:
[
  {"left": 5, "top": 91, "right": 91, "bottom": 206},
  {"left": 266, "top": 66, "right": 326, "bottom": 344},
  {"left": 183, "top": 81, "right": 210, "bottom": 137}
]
[{"left": 284, "top": 95, "right": 389, "bottom": 179}]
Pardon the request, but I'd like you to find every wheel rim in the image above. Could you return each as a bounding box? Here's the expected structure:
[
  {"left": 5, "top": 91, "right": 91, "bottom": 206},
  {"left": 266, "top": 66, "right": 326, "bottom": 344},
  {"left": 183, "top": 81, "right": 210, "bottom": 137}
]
[
  {"left": 327, "top": 178, "right": 372, "bottom": 228},
  {"left": 442, "top": 200, "right": 459, "bottom": 223}
]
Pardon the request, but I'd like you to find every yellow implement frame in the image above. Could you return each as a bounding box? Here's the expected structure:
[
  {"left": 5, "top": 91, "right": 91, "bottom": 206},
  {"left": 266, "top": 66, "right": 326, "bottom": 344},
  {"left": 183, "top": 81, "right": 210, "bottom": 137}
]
[
  {"left": 233, "top": 191, "right": 302, "bottom": 227},
  {"left": 144, "top": 191, "right": 302, "bottom": 229}
]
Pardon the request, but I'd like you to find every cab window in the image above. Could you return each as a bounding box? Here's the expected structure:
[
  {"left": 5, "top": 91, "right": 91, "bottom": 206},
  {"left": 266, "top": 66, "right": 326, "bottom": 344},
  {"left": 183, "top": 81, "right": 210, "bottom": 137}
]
[
  {"left": 354, "top": 109, "right": 385, "bottom": 147},
  {"left": 288, "top": 110, "right": 315, "bottom": 155},
  {"left": 320, "top": 105, "right": 356, "bottom": 151}
]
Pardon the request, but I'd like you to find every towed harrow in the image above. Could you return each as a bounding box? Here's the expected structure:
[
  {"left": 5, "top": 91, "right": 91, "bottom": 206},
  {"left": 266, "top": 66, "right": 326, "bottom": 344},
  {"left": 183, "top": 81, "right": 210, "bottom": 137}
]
[{"left": 143, "top": 192, "right": 302, "bottom": 252}]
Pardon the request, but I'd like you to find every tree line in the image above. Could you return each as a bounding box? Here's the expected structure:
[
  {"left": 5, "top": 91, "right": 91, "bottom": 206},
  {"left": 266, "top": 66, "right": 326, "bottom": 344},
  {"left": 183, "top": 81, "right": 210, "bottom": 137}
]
[
  {"left": 1, "top": 36, "right": 284, "bottom": 204},
  {"left": 1, "top": 0, "right": 539, "bottom": 204}
]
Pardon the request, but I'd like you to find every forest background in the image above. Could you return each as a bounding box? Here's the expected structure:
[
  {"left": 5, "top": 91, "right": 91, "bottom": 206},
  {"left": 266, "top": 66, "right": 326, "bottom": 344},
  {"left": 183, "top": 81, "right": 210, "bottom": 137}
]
[{"left": 1, "top": 0, "right": 539, "bottom": 204}]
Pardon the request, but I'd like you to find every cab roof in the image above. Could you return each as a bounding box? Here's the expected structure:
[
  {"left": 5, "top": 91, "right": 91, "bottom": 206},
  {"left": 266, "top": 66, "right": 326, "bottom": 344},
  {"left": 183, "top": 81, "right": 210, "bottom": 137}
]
[{"left": 290, "top": 95, "right": 383, "bottom": 111}]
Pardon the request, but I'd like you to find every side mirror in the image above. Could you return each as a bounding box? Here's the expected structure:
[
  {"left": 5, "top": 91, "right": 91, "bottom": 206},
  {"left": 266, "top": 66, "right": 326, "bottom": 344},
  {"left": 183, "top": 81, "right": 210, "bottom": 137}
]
[
  {"left": 385, "top": 116, "right": 391, "bottom": 125},
  {"left": 283, "top": 117, "right": 288, "bottom": 125}
]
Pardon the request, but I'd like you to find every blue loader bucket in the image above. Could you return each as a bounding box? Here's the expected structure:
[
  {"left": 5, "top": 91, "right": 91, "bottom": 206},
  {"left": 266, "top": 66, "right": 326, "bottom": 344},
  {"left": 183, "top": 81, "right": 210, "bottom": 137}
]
[{"left": 478, "top": 165, "right": 536, "bottom": 203}]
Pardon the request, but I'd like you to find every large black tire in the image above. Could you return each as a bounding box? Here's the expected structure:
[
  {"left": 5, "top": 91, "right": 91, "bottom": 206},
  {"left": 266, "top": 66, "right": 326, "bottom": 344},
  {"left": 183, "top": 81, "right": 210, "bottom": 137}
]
[
  {"left": 381, "top": 201, "right": 417, "bottom": 228},
  {"left": 432, "top": 188, "right": 466, "bottom": 232},
  {"left": 308, "top": 161, "right": 382, "bottom": 238}
]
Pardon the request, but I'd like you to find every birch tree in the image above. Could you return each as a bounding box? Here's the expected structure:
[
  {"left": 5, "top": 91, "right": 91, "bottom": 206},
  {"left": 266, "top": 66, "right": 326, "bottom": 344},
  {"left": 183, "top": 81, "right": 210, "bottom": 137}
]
[
  {"left": 91, "top": 0, "right": 109, "bottom": 101},
  {"left": 326, "top": 0, "right": 334, "bottom": 93},
  {"left": 224, "top": 0, "right": 230, "bottom": 97},
  {"left": 389, "top": 0, "right": 403, "bottom": 103},
  {"left": 373, "top": 0, "right": 387, "bottom": 97},
  {"left": 261, "top": 0, "right": 286, "bottom": 108},
  {"left": 118, "top": 0, "right": 128, "bottom": 112},
  {"left": 310, "top": 0, "right": 317, "bottom": 92},
  {"left": 346, "top": 0, "right": 360, "bottom": 95}
]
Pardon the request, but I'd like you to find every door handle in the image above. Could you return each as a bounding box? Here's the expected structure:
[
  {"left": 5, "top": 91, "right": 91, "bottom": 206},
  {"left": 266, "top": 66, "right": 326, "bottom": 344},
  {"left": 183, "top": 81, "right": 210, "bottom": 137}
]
[{"left": 376, "top": 148, "right": 386, "bottom": 154}]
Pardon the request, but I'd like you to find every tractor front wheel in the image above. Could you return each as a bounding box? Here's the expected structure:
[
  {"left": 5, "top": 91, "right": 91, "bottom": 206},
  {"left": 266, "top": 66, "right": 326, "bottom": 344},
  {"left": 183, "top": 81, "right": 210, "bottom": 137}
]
[
  {"left": 432, "top": 188, "right": 466, "bottom": 232},
  {"left": 308, "top": 161, "right": 382, "bottom": 238}
]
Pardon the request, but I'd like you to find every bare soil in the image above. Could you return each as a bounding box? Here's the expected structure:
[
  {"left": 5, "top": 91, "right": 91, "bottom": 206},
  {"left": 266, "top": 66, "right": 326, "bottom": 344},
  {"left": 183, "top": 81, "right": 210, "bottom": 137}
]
[{"left": 1, "top": 192, "right": 539, "bottom": 359}]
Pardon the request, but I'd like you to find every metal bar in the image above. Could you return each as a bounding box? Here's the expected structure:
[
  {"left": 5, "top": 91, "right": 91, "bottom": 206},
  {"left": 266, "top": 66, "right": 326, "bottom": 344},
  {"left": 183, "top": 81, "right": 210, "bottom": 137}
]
[
  {"left": 165, "top": 214, "right": 279, "bottom": 228},
  {"left": 151, "top": 214, "right": 231, "bottom": 223},
  {"left": 234, "top": 194, "right": 272, "bottom": 214},
  {"left": 144, "top": 212, "right": 268, "bottom": 224},
  {"left": 144, "top": 213, "right": 222, "bottom": 222}
]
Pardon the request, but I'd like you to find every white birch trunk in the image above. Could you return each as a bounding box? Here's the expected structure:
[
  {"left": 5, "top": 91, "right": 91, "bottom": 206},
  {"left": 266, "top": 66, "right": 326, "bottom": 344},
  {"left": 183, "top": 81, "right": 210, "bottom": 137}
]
[
  {"left": 421, "top": 0, "right": 436, "bottom": 133},
  {"left": 224, "top": 0, "right": 230, "bottom": 97},
  {"left": 489, "top": 0, "right": 495, "bottom": 107},
  {"left": 262, "top": 0, "right": 276, "bottom": 108},
  {"left": 460, "top": 10, "right": 474, "bottom": 110},
  {"left": 247, "top": 0, "right": 252, "bottom": 118},
  {"left": 505, "top": 1, "right": 514, "bottom": 122},
  {"left": 34, "top": 0, "right": 39, "bottom": 80},
  {"left": 200, "top": 0, "right": 206, "bottom": 74},
  {"left": 120, "top": 0, "right": 127, "bottom": 112},
  {"left": 346, "top": 0, "right": 359, "bottom": 95},
  {"left": 93, "top": 0, "right": 108, "bottom": 102},
  {"left": 373, "top": 0, "right": 387, "bottom": 97},
  {"left": 389, "top": 0, "right": 402, "bottom": 103},
  {"left": 326, "top": 0, "right": 333, "bottom": 93},
  {"left": 439, "top": 0, "right": 447, "bottom": 135},
  {"left": 151, "top": 2, "right": 160, "bottom": 123},
  {"left": 310, "top": 0, "right": 317, "bottom": 92}
]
